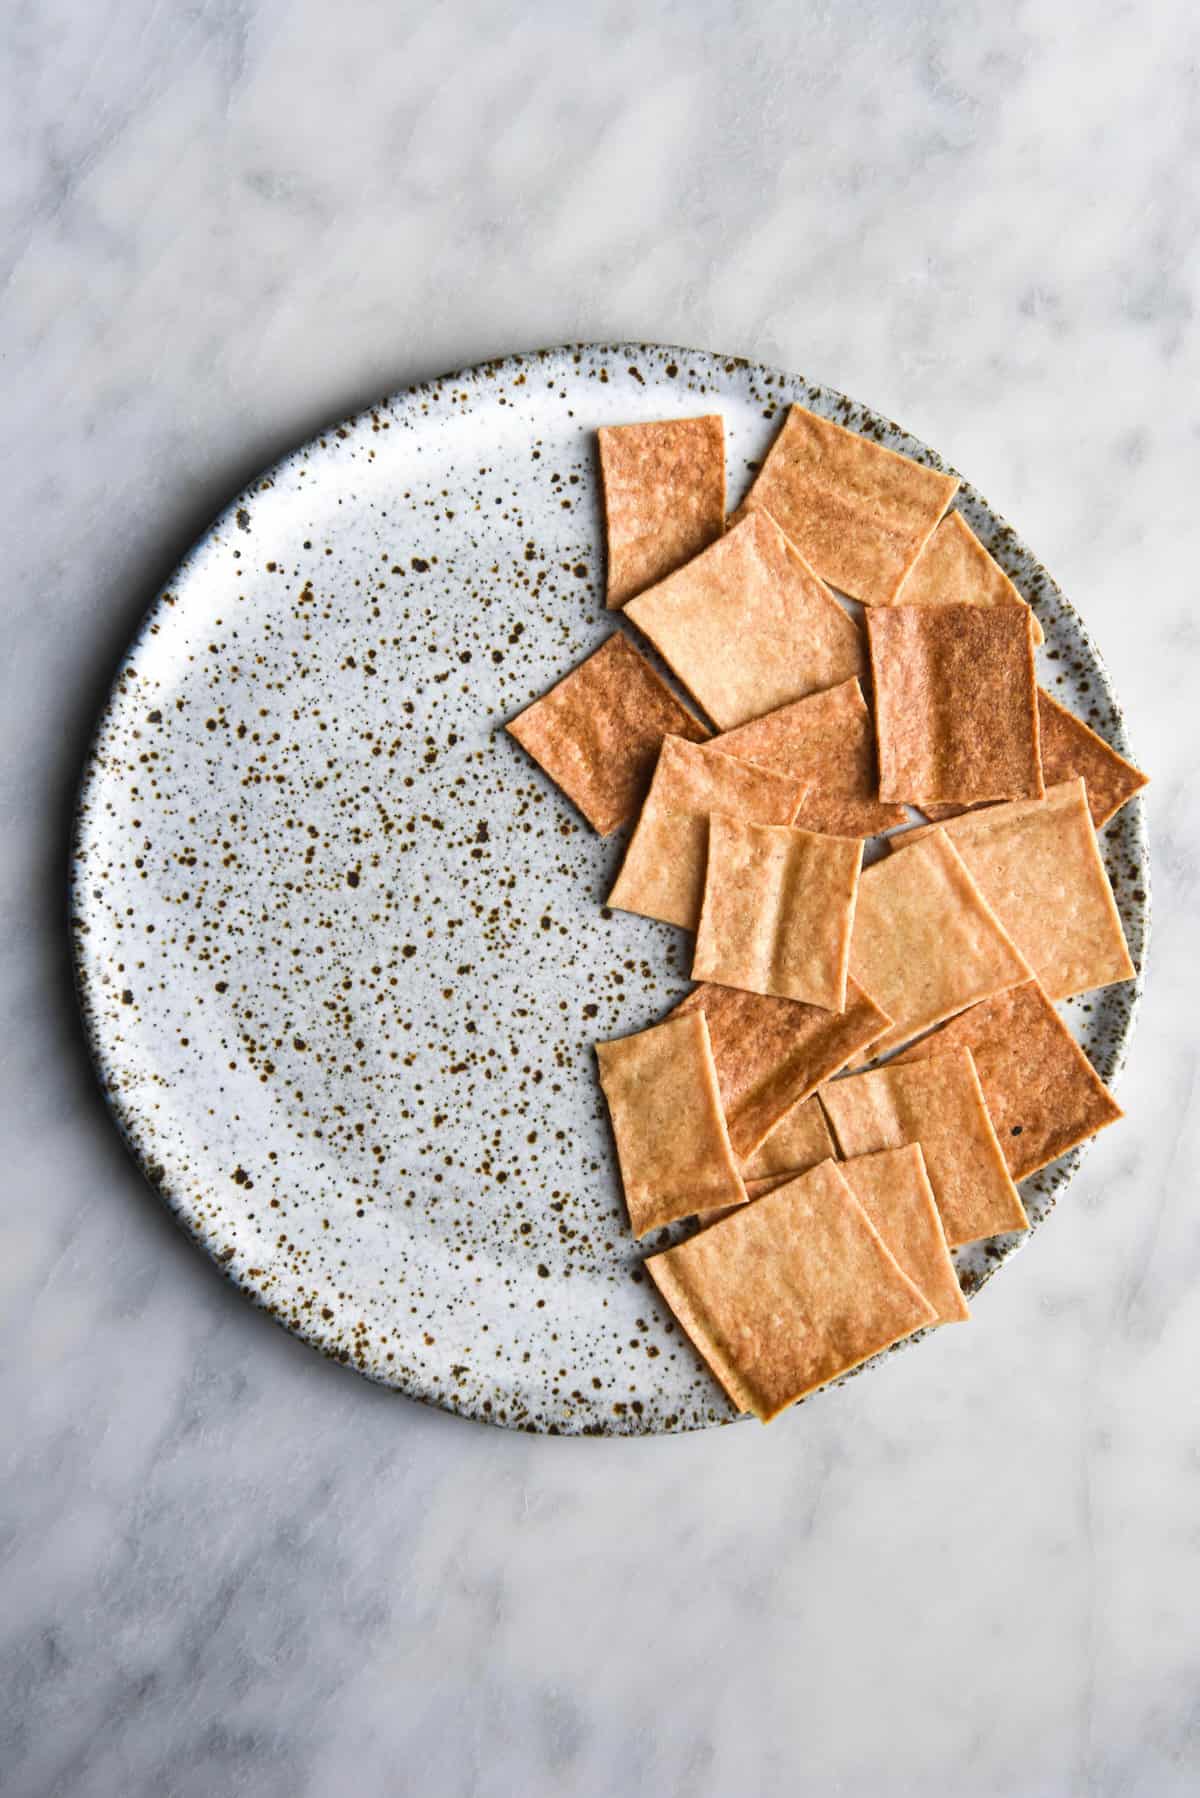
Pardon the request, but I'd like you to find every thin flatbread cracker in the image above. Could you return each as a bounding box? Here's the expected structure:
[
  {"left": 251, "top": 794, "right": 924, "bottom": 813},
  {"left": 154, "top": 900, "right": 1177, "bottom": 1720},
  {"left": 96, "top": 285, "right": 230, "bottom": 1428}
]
[
  {"left": 922, "top": 686, "right": 1150, "bottom": 829},
  {"left": 868, "top": 604, "right": 1043, "bottom": 806},
  {"left": 734, "top": 404, "right": 959, "bottom": 606},
  {"left": 673, "top": 978, "right": 890, "bottom": 1159},
  {"left": 848, "top": 828, "right": 1030, "bottom": 1062},
  {"left": 598, "top": 416, "right": 726, "bottom": 609},
  {"left": 692, "top": 814, "right": 863, "bottom": 1010},
  {"left": 742, "top": 1094, "right": 837, "bottom": 1184},
  {"left": 646, "top": 1160, "right": 936, "bottom": 1421},
  {"left": 892, "top": 508, "right": 1045, "bottom": 645},
  {"left": 506, "top": 633, "right": 708, "bottom": 834},
  {"left": 840, "top": 1146, "right": 969, "bottom": 1325},
  {"left": 892, "top": 780, "right": 1135, "bottom": 1000},
  {"left": 716, "top": 678, "right": 907, "bottom": 837},
  {"left": 890, "top": 979, "right": 1123, "bottom": 1179},
  {"left": 595, "top": 1010, "right": 745, "bottom": 1237},
  {"left": 819, "top": 1048, "right": 1029, "bottom": 1247},
  {"left": 624, "top": 509, "right": 865, "bottom": 730},
  {"left": 607, "top": 737, "right": 806, "bottom": 931}
]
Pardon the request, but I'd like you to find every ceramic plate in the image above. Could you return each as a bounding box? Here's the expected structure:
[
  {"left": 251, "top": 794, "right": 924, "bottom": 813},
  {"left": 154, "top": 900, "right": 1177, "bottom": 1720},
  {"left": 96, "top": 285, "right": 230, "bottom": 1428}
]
[{"left": 71, "top": 345, "right": 1149, "bottom": 1434}]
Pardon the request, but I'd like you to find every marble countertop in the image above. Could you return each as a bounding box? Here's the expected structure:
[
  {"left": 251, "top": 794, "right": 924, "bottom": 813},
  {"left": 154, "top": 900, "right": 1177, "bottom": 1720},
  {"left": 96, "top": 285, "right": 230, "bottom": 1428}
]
[{"left": 3, "top": 3, "right": 1198, "bottom": 1793}]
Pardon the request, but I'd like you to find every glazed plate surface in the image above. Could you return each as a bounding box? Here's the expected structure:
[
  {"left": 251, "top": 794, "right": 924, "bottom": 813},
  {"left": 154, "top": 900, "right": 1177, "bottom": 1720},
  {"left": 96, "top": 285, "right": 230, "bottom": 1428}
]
[{"left": 71, "top": 345, "right": 1149, "bottom": 1433}]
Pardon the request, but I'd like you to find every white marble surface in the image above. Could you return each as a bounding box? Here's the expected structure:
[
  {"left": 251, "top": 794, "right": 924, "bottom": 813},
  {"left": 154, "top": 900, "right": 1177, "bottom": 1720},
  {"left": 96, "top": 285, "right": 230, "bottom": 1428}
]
[{"left": 2, "top": 2, "right": 1198, "bottom": 1792}]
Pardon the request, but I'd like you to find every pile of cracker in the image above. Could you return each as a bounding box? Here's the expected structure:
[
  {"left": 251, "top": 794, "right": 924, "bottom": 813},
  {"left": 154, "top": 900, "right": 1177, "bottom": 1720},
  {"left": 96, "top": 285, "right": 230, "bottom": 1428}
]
[{"left": 507, "top": 405, "right": 1147, "bottom": 1424}]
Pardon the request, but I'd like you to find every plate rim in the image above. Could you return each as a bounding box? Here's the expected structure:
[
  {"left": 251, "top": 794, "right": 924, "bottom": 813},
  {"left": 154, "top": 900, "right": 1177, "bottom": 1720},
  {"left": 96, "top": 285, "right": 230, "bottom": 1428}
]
[{"left": 68, "top": 340, "right": 1151, "bottom": 1434}]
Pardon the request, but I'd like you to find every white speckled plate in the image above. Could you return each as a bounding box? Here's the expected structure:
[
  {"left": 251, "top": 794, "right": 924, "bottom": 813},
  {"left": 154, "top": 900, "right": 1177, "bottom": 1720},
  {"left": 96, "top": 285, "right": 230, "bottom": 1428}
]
[{"left": 71, "top": 345, "right": 1149, "bottom": 1434}]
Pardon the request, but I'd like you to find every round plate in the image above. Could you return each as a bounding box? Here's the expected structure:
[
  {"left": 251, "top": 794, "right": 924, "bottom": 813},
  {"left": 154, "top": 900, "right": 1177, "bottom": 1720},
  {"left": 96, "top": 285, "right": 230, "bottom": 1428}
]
[{"left": 71, "top": 345, "right": 1149, "bottom": 1435}]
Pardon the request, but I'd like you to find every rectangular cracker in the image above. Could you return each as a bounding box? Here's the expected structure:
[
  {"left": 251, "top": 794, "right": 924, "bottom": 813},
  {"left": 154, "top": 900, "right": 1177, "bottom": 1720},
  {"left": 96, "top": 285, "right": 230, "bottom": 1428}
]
[
  {"left": 848, "top": 828, "right": 1030, "bottom": 1061},
  {"left": 742, "top": 1094, "right": 837, "bottom": 1183},
  {"left": 674, "top": 978, "right": 890, "bottom": 1160},
  {"left": 892, "top": 780, "right": 1135, "bottom": 1000},
  {"left": 892, "top": 508, "right": 1044, "bottom": 645},
  {"left": 840, "top": 1145, "right": 970, "bottom": 1324},
  {"left": 692, "top": 814, "right": 863, "bottom": 1010},
  {"left": 715, "top": 678, "right": 907, "bottom": 837},
  {"left": 735, "top": 403, "right": 960, "bottom": 605},
  {"left": 624, "top": 508, "right": 865, "bottom": 730},
  {"left": 868, "top": 603, "right": 1043, "bottom": 806},
  {"left": 506, "top": 632, "right": 708, "bottom": 835},
  {"left": 598, "top": 416, "right": 726, "bottom": 608},
  {"left": 646, "top": 1160, "right": 936, "bottom": 1421},
  {"left": 607, "top": 737, "right": 806, "bottom": 931},
  {"left": 889, "top": 979, "right": 1123, "bottom": 1179},
  {"left": 819, "top": 1048, "right": 1029, "bottom": 1246},
  {"left": 595, "top": 1010, "right": 745, "bottom": 1237}
]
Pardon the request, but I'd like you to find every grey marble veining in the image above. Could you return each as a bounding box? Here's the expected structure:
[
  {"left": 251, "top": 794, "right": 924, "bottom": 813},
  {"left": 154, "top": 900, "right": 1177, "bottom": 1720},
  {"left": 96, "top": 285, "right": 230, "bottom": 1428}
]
[{"left": 2, "top": 2, "right": 1198, "bottom": 1794}]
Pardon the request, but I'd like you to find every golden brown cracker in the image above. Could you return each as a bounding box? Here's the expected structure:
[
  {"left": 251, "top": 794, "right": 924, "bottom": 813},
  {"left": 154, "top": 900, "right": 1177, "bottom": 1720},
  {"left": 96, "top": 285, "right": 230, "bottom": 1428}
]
[
  {"left": 673, "top": 978, "right": 890, "bottom": 1160},
  {"left": 741, "top": 1094, "right": 838, "bottom": 1183},
  {"left": 715, "top": 678, "right": 907, "bottom": 837},
  {"left": 598, "top": 415, "right": 726, "bottom": 609},
  {"left": 646, "top": 1160, "right": 936, "bottom": 1421},
  {"left": 839, "top": 1145, "right": 969, "bottom": 1325},
  {"left": 595, "top": 1010, "right": 745, "bottom": 1237},
  {"left": 892, "top": 508, "right": 1044, "bottom": 645},
  {"left": 848, "top": 828, "right": 1030, "bottom": 1061},
  {"left": 624, "top": 509, "right": 864, "bottom": 730},
  {"left": 735, "top": 403, "right": 959, "bottom": 605},
  {"left": 889, "top": 979, "right": 1123, "bottom": 1179},
  {"left": 506, "top": 632, "right": 708, "bottom": 834},
  {"left": 607, "top": 737, "right": 806, "bottom": 931},
  {"left": 868, "top": 604, "right": 1042, "bottom": 806},
  {"left": 692, "top": 815, "right": 863, "bottom": 1010},
  {"left": 819, "top": 1047, "right": 1029, "bottom": 1247}
]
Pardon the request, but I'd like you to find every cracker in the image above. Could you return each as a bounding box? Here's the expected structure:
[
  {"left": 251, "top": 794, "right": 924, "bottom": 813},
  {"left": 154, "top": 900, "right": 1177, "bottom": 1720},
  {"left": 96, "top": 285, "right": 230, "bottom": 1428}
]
[
  {"left": 890, "top": 979, "right": 1123, "bottom": 1179},
  {"left": 819, "top": 1048, "right": 1029, "bottom": 1246},
  {"left": 742, "top": 1094, "right": 838, "bottom": 1184},
  {"left": 506, "top": 632, "right": 708, "bottom": 835},
  {"left": 595, "top": 1010, "right": 745, "bottom": 1237},
  {"left": 840, "top": 1145, "right": 970, "bottom": 1324},
  {"left": 692, "top": 814, "right": 863, "bottom": 1010},
  {"left": 716, "top": 678, "right": 907, "bottom": 837},
  {"left": 735, "top": 404, "right": 959, "bottom": 605},
  {"left": 607, "top": 737, "right": 806, "bottom": 931},
  {"left": 892, "top": 508, "right": 1044, "bottom": 645},
  {"left": 892, "top": 780, "right": 1135, "bottom": 1000},
  {"left": 673, "top": 978, "right": 890, "bottom": 1160},
  {"left": 646, "top": 1160, "right": 936, "bottom": 1421},
  {"left": 868, "top": 604, "right": 1043, "bottom": 806},
  {"left": 848, "top": 828, "right": 1030, "bottom": 1061},
  {"left": 598, "top": 416, "right": 726, "bottom": 609},
  {"left": 624, "top": 509, "right": 865, "bottom": 730},
  {"left": 1034, "top": 688, "right": 1149, "bottom": 828}
]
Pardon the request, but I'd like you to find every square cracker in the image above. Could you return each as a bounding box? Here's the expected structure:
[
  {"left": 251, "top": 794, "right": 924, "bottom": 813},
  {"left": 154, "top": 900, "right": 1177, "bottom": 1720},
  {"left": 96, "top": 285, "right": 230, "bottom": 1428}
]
[
  {"left": 742, "top": 1094, "right": 837, "bottom": 1185},
  {"left": 646, "top": 1159, "right": 936, "bottom": 1421},
  {"left": 868, "top": 603, "right": 1043, "bottom": 806},
  {"left": 893, "top": 780, "right": 1135, "bottom": 1000},
  {"left": 506, "top": 632, "right": 708, "bottom": 835},
  {"left": 892, "top": 509, "right": 1045, "bottom": 645},
  {"left": 716, "top": 678, "right": 907, "bottom": 837},
  {"left": 607, "top": 737, "right": 806, "bottom": 931},
  {"left": 819, "top": 1047, "right": 1029, "bottom": 1247},
  {"left": 848, "top": 828, "right": 1030, "bottom": 1062},
  {"left": 890, "top": 979, "right": 1123, "bottom": 1180},
  {"left": 692, "top": 814, "right": 863, "bottom": 1011},
  {"left": 922, "top": 687, "right": 1150, "bottom": 829},
  {"left": 595, "top": 1010, "right": 745, "bottom": 1238},
  {"left": 735, "top": 403, "right": 959, "bottom": 606},
  {"left": 840, "top": 1145, "right": 969, "bottom": 1325},
  {"left": 598, "top": 416, "right": 726, "bottom": 609},
  {"left": 624, "top": 508, "right": 865, "bottom": 730},
  {"left": 673, "top": 978, "right": 890, "bottom": 1160}
]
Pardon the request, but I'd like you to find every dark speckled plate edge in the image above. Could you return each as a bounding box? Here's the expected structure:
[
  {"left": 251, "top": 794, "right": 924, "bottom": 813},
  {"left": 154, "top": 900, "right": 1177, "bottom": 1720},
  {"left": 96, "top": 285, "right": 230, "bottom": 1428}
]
[{"left": 68, "top": 341, "right": 1150, "bottom": 1435}]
